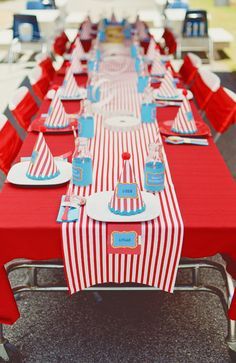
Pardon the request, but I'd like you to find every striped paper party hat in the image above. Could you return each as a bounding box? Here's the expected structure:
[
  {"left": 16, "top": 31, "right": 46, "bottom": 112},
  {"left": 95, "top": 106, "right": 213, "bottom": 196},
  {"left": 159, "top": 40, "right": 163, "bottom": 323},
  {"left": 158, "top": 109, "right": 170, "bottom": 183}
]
[
  {"left": 146, "top": 37, "right": 156, "bottom": 60},
  {"left": 26, "top": 131, "right": 60, "bottom": 180},
  {"left": 71, "top": 48, "right": 84, "bottom": 74},
  {"left": 74, "top": 37, "right": 85, "bottom": 57},
  {"left": 80, "top": 21, "right": 92, "bottom": 40},
  {"left": 62, "top": 67, "right": 81, "bottom": 97},
  {"left": 156, "top": 70, "right": 178, "bottom": 98},
  {"left": 44, "top": 91, "right": 69, "bottom": 129},
  {"left": 151, "top": 50, "right": 166, "bottom": 76},
  {"left": 171, "top": 90, "right": 198, "bottom": 134},
  {"left": 109, "top": 153, "right": 145, "bottom": 216}
]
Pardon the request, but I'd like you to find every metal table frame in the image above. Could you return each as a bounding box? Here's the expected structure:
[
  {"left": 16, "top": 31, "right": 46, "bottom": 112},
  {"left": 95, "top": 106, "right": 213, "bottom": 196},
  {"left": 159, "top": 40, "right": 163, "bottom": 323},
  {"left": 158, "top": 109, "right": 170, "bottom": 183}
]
[{"left": 0, "top": 258, "right": 236, "bottom": 362}]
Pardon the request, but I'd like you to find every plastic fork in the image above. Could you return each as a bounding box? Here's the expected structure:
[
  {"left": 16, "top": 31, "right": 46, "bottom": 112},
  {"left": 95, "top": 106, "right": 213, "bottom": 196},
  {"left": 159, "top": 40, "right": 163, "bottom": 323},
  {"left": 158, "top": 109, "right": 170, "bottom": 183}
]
[{"left": 165, "top": 136, "right": 209, "bottom": 146}]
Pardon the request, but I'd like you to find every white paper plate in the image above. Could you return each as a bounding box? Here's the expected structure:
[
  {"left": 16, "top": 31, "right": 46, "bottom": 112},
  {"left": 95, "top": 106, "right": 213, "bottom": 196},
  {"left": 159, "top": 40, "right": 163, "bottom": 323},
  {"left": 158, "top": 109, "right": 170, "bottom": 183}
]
[
  {"left": 7, "top": 160, "right": 72, "bottom": 186},
  {"left": 103, "top": 114, "right": 141, "bottom": 132},
  {"left": 153, "top": 89, "right": 193, "bottom": 101},
  {"left": 86, "top": 191, "right": 161, "bottom": 222}
]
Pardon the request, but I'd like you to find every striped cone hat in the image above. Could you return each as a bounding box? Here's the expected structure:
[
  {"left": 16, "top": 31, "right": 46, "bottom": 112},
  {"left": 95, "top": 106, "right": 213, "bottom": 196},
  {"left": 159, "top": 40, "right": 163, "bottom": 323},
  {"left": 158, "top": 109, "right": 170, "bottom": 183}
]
[
  {"left": 109, "top": 152, "right": 145, "bottom": 216},
  {"left": 146, "top": 37, "right": 156, "bottom": 60},
  {"left": 44, "top": 91, "right": 69, "bottom": 129},
  {"left": 80, "top": 21, "right": 92, "bottom": 40},
  {"left": 151, "top": 50, "right": 166, "bottom": 76},
  {"left": 26, "top": 131, "right": 60, "bottom": 180},
  {"left": 157, "top": 70, "right": 178, "bottom": 98},
  {"left": 71, "top": 48, "right": 84, "bottom": 74},
  {"left": 62, "top": 67, "right": 81, "bottom": 97},
  {"left": 171, "top": 90, "right": 198, "bottom": 134},
  {"left": 74, "top": 37, "right": 85, "bottom": 57}
]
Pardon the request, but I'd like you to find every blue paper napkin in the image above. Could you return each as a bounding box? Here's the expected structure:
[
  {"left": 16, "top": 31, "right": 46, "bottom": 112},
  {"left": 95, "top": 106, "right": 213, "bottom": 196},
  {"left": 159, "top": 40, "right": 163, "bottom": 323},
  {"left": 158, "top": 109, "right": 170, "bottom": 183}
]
[{"left": 57, "top": 195, "right": 80, "bottom": 223}]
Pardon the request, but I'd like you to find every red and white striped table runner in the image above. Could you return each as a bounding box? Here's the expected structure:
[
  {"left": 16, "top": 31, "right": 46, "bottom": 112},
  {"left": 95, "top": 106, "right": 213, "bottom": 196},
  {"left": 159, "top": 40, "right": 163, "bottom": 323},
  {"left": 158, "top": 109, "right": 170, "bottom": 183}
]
[{"left": 62, "top": 55, "right": 184, "bottom": 294}]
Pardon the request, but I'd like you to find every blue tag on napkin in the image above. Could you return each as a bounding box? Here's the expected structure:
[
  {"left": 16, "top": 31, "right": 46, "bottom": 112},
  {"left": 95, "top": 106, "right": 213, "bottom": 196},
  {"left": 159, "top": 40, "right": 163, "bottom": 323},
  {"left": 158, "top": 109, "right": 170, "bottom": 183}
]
[{"left": 57, "top": 195, "right": 80, "bottom": 223}]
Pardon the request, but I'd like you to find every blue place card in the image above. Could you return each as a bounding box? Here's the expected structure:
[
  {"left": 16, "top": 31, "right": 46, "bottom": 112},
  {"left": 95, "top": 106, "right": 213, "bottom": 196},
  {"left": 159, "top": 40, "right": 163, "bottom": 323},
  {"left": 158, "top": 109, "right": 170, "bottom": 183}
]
[
  {"left": 111, "top": 231, "right": 138, "bottom": 249},
  {"left": 116, "top": 183, "right": 138, "bottom": 198}
]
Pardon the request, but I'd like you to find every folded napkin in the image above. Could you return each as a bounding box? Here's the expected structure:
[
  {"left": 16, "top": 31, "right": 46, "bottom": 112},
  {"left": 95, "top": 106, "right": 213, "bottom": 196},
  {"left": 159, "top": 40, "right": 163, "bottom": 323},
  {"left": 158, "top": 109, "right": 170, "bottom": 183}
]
[{"left": 57, "top": 195, "right": 80, "bottom": 223}]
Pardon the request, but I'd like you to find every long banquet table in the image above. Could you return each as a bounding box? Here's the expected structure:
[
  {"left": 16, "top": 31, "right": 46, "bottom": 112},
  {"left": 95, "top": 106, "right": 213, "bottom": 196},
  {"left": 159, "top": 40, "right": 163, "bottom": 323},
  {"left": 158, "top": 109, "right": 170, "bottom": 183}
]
[{"left": 0, "top": 50, "right": 235, "bottom": 358}]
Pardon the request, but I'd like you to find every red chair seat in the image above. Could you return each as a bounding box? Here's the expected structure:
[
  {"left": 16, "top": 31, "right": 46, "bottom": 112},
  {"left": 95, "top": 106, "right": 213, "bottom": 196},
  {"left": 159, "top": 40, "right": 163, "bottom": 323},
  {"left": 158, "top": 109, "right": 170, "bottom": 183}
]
[
  {"left": 9, "top": 87, "right": 39, "bottom": 130},
  {"left": 190, "top": 69, "right": 220, "bottom": 110},
  {"left": 179, "top": 53, "right": 201, "bottom": 86},
  {"left": 30, "top": 67, "right": 50, "bottom": 101},
  {"left": 37, "top": 55, "right": 56, "bottom": 81},
  {"left": 0, "top": 115, "right": 22, "bottom": 174},
  {"left": 205, "top": 87, "right": 236, "bottom": 133}
]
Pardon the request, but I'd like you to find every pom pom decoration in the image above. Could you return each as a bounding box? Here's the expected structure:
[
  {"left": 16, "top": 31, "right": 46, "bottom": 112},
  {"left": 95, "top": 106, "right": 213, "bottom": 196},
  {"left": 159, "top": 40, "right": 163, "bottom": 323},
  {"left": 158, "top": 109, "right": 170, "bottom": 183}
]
[
  {"left": 122, "top": 152, "right": 131, "bottom": 160},
  {"left": 39, "top": 125, "right": 46, "bottom": 133}
]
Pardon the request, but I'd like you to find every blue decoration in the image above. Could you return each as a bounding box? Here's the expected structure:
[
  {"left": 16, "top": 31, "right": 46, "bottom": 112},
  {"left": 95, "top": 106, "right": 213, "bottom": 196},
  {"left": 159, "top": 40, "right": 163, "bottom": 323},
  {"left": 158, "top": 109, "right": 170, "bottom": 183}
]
[
  {"left": 130, "top": 44, "right": 138, "bottom": 58},
  {"left": 112, "top": 231, "right": 137, "bottom": 248},
  {"left": 116, "top": 183, "right": 138, "bottom": 198},
  {"left": 87, "top": 84, "right": 101, "bottom": 102},
  {"left": 72, "top": 157, "right": 92, "bottom": 186},
  {"left": 144, "top": 161, "right": 165, "bottom": 192},
  {"left": 88, "top": 59, "right": 99, "bottom": 72},
  {"left": 78, "top": 115, "right": 94, "bottom": 138},
  {"left": 141, "top": 103, "right": 156, "bottom": 123},
  {"left": 137, "top": 75, "right": 149, "bottom": 93}
]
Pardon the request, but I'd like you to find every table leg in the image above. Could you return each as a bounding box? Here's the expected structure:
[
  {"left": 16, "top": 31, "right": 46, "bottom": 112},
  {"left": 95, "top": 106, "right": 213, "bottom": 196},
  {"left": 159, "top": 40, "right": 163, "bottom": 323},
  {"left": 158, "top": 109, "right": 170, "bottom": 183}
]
[{"left": 0, "top": 324, "right": 21, "bottom": 362}]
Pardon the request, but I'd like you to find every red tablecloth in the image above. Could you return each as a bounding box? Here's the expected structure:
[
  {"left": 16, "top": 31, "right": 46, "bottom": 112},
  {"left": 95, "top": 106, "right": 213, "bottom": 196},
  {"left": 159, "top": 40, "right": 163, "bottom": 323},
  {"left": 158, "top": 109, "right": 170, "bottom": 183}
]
[{"left": 0, "top": 71, "right": 235, "bottom": 325}]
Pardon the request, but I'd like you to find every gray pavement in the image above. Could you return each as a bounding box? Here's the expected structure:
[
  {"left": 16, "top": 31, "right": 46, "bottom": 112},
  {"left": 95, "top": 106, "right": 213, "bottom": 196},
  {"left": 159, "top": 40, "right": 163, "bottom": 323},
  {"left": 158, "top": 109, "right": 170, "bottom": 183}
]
[{"left": 3, "top": 257, "right": 231, "bottom": 363}]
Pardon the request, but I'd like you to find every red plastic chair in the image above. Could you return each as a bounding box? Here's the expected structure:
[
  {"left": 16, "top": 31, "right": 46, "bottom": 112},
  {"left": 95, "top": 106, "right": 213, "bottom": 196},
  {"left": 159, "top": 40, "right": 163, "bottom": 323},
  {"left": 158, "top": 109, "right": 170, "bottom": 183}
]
[
  {"left": 53, "top": 35, "right": 67, "bottom": 56},
  {"left": 0, "top": 114, "right": 22, "bottom": 174},
  {"left": 190, "top": 69, "right": 221, "bottom": 110},
  {"left": 9, "top": 86, "right": 39, "bottom": 130},
  {"left": 179, "top": 52, "right": 202, "bottom": 86},
  {"left": 204, "top": 87, "right": 236, "bottom": 141},
  {"left": 29, "top": 66, "right": 50, "bottom": 101},
  {"left": 161, "top": 28, "right": 177, "bottom": 55},
  {"left": 36, "top": 54, "right": 55, "bottom": 81}
]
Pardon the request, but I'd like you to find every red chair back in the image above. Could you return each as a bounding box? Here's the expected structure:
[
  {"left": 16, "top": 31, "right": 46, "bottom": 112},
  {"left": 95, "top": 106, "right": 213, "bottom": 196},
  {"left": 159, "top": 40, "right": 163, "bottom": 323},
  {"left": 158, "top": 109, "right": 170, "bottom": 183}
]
[
  {"left": 80, "top": 38, "right": 92, "bottom": 53},
  {"left": 179, "top": 53, "right": 201, "bottom": 86},
  {"left": 9, "top": 87, "right": 39, "bottom": 130},
  {"left": 161, "top": 28, "right": 177, "bottom": 55},
  {"left": 53, "top": 35, "right": 67, "bottom": 56},
  {"left": 0, "top": 114, "right": 22, "bottom": 174},
  {"left": 190, "top": 69, "right": 220, "bottom": 110},
  {"left": 205, "top": 87, "right": 236, "bottom": 133},
  {"left": 30, "top": 67, "right": 50, "bottom": 101},
  {"left": 37, "top": 55, "right": 55, "bottom": 80}
]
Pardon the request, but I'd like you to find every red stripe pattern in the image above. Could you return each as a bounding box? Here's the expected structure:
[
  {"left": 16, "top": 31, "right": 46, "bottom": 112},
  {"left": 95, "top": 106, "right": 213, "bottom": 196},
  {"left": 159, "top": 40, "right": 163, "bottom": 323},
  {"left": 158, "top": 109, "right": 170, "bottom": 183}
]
[
  {"left": 146, "top": 37, "right": 156, "bottom": 60},
  {"left": 27, "top": 132, "right": 59, "bottom": 179},
  {"left": 151, "top": 50, "right": 166, "bottom": 76},
  {"left": 62, "top": 55, "right": 184, "bottom": 294},
  {"left": 156, "top": 70, "right": 178, "bottom": 98},
  {"left": 71, "top": 48, "right": 84, "bottom": 74},
  {"left": 109, "top": 159, "right": 145, "bottom": 214},
  {"left": 74, "top": 38, "right": 85, "bottom": 57},
  {"left": 62, "top": 67, "right": 81, "bottom": 97},
  {"left": 45, "top": 92, "right": 69, "bottom": 128}
]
